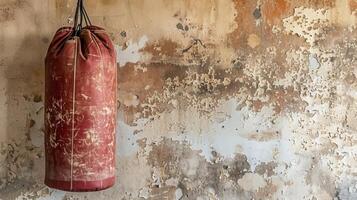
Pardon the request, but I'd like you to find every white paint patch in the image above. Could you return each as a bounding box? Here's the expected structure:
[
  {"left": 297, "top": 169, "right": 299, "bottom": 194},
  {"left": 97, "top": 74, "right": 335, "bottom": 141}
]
[
  {"left": 175, "top": 188, "right": 183, "bottom": 200},
  {"left": 138, "top": 187, "right": 150, "bottom": 199},
  {"left": 116, "top": 36, "right": 149, "bottom": 67},
  {"left": 175, "top": 100, "right": 298, "bottom": 169},
  {"left": 237, "top": 173, "right": 267, "bottom": 191},
  {"left": 283, "top": 7, "right": 330, "bottom": 46},
  {"left": 308, "top": 54, "right": 320, "bottom": 70},
  {"left": 117, "top": 120, "right": 139, "bottom": 157},
  {"left": 37, "top": 190, "right": 66, "bottom": 200},
  {"left": 131, "top": 99, "right": 297, "bottom": 170}
]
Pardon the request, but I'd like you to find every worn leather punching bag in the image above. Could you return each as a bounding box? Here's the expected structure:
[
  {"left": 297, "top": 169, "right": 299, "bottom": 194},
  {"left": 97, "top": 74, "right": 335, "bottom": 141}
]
[{"left": 44, "top": 0, "right": 117, "bottom": 192}]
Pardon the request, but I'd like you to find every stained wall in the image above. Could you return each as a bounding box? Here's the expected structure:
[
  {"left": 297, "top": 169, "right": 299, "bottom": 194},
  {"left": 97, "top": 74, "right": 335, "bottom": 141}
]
[{"left": 0, "top": 0, "right": 356, "bottom": 199}]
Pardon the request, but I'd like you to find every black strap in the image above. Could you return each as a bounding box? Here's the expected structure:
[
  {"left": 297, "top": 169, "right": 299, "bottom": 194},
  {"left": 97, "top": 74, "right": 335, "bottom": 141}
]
[{"left": 73, "top": 0, "right": 92, "bottom": 36}]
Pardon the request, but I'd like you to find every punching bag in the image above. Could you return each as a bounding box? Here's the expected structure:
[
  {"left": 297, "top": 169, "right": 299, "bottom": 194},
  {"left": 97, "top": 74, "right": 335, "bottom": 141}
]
[{"left": 44, "top": 0, "right": 117, "bottom": 191}]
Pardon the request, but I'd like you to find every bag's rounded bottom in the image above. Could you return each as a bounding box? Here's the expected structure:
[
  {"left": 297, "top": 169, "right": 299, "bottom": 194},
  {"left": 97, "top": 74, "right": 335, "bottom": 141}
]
[{"left": 45, "top": 176, "right": 115, "bottom": 192}]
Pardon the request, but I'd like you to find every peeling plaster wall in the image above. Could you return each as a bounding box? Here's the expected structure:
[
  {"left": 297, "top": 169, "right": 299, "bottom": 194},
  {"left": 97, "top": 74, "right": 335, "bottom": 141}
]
[{"left": 0, "top": 0, "right": 357, "bottom": 199}]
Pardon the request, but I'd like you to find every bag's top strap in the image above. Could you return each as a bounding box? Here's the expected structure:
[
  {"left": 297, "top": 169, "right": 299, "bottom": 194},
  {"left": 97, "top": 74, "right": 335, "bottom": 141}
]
[{"left": 73, "top": 0, "right": 92, "bottom": 36}]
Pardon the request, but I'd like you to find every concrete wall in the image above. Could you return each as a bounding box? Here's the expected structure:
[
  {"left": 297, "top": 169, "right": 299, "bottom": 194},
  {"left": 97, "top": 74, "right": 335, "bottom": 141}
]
[{"left": 0, "top": 0, "right": 357, "bottom": 199}]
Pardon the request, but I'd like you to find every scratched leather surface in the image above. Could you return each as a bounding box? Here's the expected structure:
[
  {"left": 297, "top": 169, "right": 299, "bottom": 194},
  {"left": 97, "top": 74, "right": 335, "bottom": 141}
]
[{"left": 44, "top": 26, "right": 117, "bottom": 191}]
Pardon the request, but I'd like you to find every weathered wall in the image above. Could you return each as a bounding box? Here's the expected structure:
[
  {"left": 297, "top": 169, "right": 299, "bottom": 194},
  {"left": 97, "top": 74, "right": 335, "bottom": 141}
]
[{"left": 0, "top": 0, "right": 357, "bottom": 199}]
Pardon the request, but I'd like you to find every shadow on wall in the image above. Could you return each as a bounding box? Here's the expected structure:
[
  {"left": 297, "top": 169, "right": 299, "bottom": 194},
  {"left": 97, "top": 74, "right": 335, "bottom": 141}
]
[{"left": 1, "top": 7, "right": 50, "bottom": 199}]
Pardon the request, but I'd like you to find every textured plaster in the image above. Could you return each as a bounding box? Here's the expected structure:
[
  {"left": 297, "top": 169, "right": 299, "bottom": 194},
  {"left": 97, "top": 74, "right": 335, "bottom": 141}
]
[{"left": 0, "top": 0, "right": 357, "bottom": 199}]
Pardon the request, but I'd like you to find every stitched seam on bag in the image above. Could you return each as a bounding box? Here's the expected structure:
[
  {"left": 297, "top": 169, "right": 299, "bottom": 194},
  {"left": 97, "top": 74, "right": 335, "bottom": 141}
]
[{"left": 70, "top": 38, "right": 78, "bottom": 190}]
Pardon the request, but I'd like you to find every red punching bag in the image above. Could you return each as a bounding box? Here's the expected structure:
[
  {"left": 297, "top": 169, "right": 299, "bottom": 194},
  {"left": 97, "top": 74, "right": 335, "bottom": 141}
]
[{"left": 44, "top": 0, "right": 117, "bottom": 191}]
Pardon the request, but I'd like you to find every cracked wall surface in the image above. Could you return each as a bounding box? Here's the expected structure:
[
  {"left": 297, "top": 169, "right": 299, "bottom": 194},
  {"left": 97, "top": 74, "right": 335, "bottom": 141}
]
[{"left": 0, "top": 0, "right": 357, "bottom": 199}]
